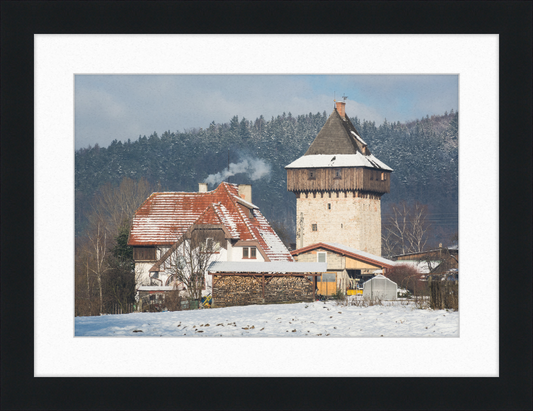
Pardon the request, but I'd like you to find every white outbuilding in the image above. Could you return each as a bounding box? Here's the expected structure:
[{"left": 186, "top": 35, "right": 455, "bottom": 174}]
[{"left": 363, "top": 274, "right": 397, "bottom": 300}]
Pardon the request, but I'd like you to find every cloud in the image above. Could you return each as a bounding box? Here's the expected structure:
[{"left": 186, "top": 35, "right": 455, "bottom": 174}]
[{"left": 74, "top": 74, "right": 458, "bottom": 149}]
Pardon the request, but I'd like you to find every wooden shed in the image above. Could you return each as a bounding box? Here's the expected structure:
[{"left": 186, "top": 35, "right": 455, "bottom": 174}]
[
  {"left": 208, "top": 261, "right": 327, "bottom": 307},
  {"left": 291, "top": 242, "right": 396, "bottom": 295}
]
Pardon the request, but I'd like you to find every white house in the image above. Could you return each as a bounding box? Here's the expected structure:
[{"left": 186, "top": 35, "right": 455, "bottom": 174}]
[{"left": 127, "top": 182, "right": 293, "bottom": 301}]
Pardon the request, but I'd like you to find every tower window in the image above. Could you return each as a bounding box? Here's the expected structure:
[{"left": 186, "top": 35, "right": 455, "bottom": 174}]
[
  {"left": 308, "top": 170, "right": 316, "bottom": 180},
  {"left": 312, "top": 224, "right": 317, "bottom": 232},
  {"left": 328, "top": 203, "right": 331, "bottom": 210},
  {"left": 370, "top": 170, "right": 374, "bottom": 180},
  {"left": 381, "top": 172, "right": 386, "bottom": 181},
  {"left": 334, "top": 168, "right": 342, "bottom": 179}
]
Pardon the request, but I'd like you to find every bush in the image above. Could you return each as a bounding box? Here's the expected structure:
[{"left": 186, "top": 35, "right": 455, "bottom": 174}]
[
  {"left": 333, "top": 290, "right": 346, "bottom": 301},
  {"left": 164, "top": 290, "right": 183, "bottom": 311},
  {"left": 386, "top": 264, "right": 427, "bottom": 296}
]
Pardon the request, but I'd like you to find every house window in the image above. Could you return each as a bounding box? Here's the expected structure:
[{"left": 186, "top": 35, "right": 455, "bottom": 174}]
[
  {"left": 308, "top": 169, "right": 316, "bottom": 180},
  {"left": 243, "top": 247, "right": 257, "bottom": 259},
  {"left": 133, "top": 246, "right": 157, "bottom": 261},
  {"left": 317, "top": 252, "right": 327, "bottom": 263},
  {"left": 381, "top": 172, "right": 386, "bottom": 181},
  {"left": 312, "top": 224, "right": 317, "bottom": 232},
  {"left": 334, "top": 168, "right": 342, "bottom": 179}
]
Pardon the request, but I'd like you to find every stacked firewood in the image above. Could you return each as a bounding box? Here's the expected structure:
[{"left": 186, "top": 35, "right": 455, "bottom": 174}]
[
  {"left": 265, "top": 276, "right": 313, "bottom": 303},
  {"left": 212, "top": 275, "right": 314, "bottom": 307}
]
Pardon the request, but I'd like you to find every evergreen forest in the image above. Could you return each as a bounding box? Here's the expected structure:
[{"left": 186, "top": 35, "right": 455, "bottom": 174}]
[{"left": 75, "top": 109, "right": 459, "bottom": 246}]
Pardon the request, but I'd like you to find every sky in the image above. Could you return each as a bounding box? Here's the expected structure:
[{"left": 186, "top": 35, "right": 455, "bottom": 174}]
[{"left": 75, "top": 75, "right": 458, "bottom": 150}]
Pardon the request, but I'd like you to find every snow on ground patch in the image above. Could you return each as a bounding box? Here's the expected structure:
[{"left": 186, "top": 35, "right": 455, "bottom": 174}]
[{"left": 75, "top": 301, "right": 458, "bottom": 337}]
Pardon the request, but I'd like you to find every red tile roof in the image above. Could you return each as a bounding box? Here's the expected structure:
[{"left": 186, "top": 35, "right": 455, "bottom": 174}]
[{"left": 128, "top": 182, "right": 293, "bottom": 262}]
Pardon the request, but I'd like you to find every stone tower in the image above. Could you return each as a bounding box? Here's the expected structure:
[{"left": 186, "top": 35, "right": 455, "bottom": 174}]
[{"left": 285, "top": 101, "right": 392, "bottom": 256}]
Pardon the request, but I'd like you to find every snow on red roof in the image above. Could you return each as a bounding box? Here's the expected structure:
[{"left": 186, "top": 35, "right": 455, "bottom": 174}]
[{"left": 128, "top": 182, "right": 292, "bottom": 261}]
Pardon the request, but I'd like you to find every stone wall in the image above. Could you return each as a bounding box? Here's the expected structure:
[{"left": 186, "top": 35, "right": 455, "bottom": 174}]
[
  {"left": 296, "top": 192, "right": 382, "bottom": 255},
  {"left": 212, "top": 275, "right": 314, "bottom": 307}
]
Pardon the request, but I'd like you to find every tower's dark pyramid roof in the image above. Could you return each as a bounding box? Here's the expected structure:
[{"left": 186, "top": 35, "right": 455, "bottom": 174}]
[{"left": 305, "top": 108, "right": 370, "bottom": 156}]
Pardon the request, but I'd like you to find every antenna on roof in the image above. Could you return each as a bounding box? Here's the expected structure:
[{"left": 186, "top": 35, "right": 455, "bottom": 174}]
[
  {"left": 227, "top": 149, "right": 230, "bottom": 184},
  {"left": 342, "top": 94, "right": 348, "bottom": 102}
]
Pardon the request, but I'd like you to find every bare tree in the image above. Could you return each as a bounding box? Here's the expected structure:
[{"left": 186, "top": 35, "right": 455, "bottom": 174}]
[
  {"left": 164, "top": 228, "right": 220, "bottom": 302},
  {"left": 88, "top": 177, "right": 155, "bottom": 238},
  {"left": 75, "top": 237, "right": 99, "bottom": 316},
  {"left": 382, "top": 201, "right": 432, "bottom": 257},
  {"left": 76, "top": 177, "right": 158, "bottom": 316},
  {"left": 87, "top": 223, "right": 110, "bottom": 314}
]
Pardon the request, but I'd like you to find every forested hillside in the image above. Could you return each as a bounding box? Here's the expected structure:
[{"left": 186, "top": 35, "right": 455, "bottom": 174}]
[{"left": 75, "top": 109, "right": 458, "bottom": 245}]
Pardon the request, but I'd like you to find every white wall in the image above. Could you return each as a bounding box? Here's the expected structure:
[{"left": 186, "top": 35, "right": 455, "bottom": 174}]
[{"left": 135, "top": 239, "right": 267, "bottom": 293}]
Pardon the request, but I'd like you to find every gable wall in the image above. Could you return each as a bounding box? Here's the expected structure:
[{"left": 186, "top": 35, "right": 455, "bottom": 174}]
[{"left": 293, "top": 248, "right": 344, "bottom": 271}]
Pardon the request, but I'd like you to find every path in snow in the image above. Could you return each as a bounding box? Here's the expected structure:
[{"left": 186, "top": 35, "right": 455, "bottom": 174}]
[{"left": 75, "top": 301, "right": 459, "bottom": 337}]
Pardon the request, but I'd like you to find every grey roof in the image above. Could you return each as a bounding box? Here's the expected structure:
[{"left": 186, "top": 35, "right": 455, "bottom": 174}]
[
  {"left": 305, "top": 108, "right": 368, "bottom": 156},
  {"left": 207, "top": 261, "right": 327, "bottom": 274},
  {"left": 323, "top": 243, "right": 396, "bottom": 266}
]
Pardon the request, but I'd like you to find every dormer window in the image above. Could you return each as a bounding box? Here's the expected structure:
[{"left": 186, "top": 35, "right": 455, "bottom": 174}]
[
  {"left": 308, "top": 169, "right": 316, "bottom": 180},
  {"left": 243, "top": 247, "right": 257, "bottom": 259}
]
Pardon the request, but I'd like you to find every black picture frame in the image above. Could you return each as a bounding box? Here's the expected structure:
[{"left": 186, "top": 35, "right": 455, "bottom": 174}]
[{"left": 1, "top": 1, "right": 531, "bottom": 410}]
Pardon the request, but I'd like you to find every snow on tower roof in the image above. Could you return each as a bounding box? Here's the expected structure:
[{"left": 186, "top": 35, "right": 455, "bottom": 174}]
[
  {"left": 285, "top": 154, "right": 392, "bottom": 171},
  {"left": 286, "top": 107, "right": 391, "bottom": 171}
]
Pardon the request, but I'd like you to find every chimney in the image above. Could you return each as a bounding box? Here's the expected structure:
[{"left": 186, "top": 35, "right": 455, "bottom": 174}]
[
  {"left": 336, "top": 101, "right": 346, "bottom": 118},
  {"left": 238, "top": 184, "right": 252, "bottom": 204},
  {"left": 198, "top": 183, "right": 208, "bottom": 193}
]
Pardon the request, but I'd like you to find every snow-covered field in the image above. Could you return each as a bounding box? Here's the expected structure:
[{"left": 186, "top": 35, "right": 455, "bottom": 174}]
[{"left": 75, "top": 300, "right": 459, "bottom": 337}]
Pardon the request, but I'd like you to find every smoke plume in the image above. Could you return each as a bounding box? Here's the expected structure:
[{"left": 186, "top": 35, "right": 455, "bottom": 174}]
[{"left": 204, "top": 157, "right": 271, "bottom": 186}]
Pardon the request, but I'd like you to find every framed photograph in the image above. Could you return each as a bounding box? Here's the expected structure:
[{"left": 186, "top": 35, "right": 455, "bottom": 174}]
[{"left": 2, "top": 2, "right": 531, "bottom": 410}]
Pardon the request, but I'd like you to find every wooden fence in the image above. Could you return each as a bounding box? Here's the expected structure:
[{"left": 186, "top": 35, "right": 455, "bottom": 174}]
[
  {"left": 429, "top": 281, "right": 458, "bottom": 310},
  {"left": 103, "top": 303, "right": 135, "bottom": 315}
]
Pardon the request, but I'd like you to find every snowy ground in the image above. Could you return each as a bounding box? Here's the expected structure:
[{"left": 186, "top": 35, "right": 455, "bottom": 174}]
[{"left": 75, "top": 300, "right": 459, "bottom": 337}]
